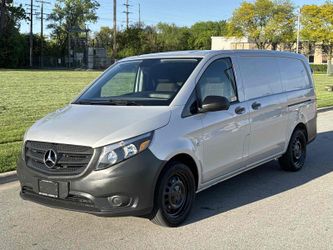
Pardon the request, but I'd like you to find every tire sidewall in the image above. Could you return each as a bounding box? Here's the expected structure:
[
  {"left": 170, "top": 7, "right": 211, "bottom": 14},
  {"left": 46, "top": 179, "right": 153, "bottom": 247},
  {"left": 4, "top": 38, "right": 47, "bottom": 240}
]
[
  {"left": 154, "top": 162, "right": 195, "bottom": 227},
  {"left": 287, "top": 130, "right": 307, "bottom": 170}
]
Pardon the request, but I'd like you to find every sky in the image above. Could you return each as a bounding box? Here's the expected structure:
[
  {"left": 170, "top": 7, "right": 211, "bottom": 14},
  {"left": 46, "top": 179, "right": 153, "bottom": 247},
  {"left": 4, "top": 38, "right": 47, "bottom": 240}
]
[{"left": 14, "top": 0, "right": 328, "bottom": 36}]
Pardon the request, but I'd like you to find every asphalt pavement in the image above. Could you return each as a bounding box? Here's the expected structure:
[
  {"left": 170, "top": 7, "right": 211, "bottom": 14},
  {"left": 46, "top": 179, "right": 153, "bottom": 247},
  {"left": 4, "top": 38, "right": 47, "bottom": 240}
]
[{"left": 0, "top": 110, "right": 332, "bottom": 250}]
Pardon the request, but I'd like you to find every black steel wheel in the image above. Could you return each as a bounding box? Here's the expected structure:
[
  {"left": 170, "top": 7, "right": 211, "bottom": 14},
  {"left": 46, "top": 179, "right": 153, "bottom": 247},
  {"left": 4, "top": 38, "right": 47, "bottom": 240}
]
[
  {"left": 151, "top": 162, "right": 195, "bottom": 227},
  {"left": 279, "top": 129, "right": 307, "bottom": 171}
]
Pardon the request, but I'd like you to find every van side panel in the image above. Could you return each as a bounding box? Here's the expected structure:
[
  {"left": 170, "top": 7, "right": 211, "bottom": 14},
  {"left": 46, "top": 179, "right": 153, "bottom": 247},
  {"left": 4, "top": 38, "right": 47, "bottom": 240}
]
[
  {"left": 238, "top": 56, "right": 289, "bottom": 165},
  {"left": 277, "top": 57, "right": 317, "bottom": 149}
]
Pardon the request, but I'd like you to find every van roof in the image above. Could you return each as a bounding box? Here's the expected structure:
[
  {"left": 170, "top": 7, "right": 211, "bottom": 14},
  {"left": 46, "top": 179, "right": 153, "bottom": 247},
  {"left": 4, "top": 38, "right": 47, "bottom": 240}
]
[{"left": 122, "top": 50, "right": 307, "bottom": 61}]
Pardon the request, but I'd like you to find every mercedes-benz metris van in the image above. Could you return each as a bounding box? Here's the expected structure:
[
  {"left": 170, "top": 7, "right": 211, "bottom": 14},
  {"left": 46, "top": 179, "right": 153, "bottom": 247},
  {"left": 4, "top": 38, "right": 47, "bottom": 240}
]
[{"left": 17, "top": 50, "right": 317, "bottom": 227}]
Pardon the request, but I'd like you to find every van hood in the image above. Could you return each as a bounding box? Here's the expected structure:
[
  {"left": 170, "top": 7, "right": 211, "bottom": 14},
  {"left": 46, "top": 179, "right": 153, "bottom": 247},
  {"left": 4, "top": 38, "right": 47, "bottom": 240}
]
[{"left": 25, "top": 104, "right": 171, "bottom": 148}]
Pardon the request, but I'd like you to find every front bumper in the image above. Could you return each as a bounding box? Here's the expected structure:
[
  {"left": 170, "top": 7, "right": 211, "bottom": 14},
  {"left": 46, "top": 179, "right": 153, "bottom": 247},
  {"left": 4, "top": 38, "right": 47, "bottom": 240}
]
[{"left": 17, "top": 149, "right": 165, "bottom": 217}]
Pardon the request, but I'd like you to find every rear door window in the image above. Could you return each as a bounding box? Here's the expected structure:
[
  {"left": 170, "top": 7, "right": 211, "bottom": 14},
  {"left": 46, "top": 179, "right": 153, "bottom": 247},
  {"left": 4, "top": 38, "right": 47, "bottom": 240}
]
[
  {"left": 238, "top": 56, "right": 282, "bottom": 100},
  {"left": 278, "top": 58, "right": 311, "bottom": 91}
]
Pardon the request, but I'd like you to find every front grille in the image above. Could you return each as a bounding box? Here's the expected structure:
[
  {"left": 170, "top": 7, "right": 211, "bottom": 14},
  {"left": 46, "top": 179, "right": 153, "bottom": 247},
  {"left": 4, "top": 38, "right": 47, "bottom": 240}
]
[{"left": 25, "top": 141, "right": 94, "bottom": 176}]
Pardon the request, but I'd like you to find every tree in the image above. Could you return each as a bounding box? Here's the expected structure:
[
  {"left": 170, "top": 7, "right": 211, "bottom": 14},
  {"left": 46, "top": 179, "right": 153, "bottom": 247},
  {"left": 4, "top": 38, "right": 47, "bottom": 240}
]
[
  {"left": 0, "top": 0, "right": 27, "bottom": 67},
  {"left": 229, "top": 0, "right": 296, "bottom": 49},
  {"left": 117, "top": 25, "right": 145, "bottom": 58},
  {"left": 190, "top": 21, "right": 227, "bottom": 50},
  {"left": 301, "top": 2, "right": 333, "bottom": 74},
  {"left": 265, "top": 1, "right": 296, "bottom": 50},
  {"left": 140, "top": 24, "right": 159, "bottom": 53},
  {"left": 47, "top": 0, "right": 100, "bottom": 54},
  {"left": 94, "top": 26, "right": 113, "bottom": 55},
  {"left": 156, "top": 23, "right": 192, "bottom": 51}
]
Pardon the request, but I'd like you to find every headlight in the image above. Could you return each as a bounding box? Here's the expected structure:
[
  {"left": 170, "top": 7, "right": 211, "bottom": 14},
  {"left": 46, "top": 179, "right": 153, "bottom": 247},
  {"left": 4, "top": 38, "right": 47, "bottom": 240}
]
[{"left": 96, "top": 132, "right": 153, "bottom": 170}]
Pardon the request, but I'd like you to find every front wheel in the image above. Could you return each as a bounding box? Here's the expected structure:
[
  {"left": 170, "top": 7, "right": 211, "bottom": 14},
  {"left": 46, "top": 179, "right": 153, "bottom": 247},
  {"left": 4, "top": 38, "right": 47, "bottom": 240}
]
[
  {"left": 279, "top": 129, "right": 307, "bottom": 171},
  {"left": 151, "top": 162, "right": 195, "bottom": 227}
]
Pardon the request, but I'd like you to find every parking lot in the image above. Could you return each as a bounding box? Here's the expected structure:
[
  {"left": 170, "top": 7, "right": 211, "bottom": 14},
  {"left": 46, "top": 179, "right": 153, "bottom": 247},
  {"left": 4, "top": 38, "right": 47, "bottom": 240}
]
[{"left": 0, "top": 110, "right": 332, "bottom": 250}]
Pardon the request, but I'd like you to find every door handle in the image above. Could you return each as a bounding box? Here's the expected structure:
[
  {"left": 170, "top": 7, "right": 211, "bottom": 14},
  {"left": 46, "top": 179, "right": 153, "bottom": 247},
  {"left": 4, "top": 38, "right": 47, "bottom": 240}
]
[
  {"left": 251, "top": 102, "right": 261, "bottom": 110},
  {"left": 235, "top": 106, "right": 246, "bottom": 115}
]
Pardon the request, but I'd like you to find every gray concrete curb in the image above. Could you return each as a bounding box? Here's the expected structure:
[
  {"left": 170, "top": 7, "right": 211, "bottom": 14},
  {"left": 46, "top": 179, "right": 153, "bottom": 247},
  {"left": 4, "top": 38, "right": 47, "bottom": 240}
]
[
  {"left": 0, "top": 170, "right": 17, "bottom": 185},
  {"left": 317, "top": 106, "right": 333, "bottom": 113}
]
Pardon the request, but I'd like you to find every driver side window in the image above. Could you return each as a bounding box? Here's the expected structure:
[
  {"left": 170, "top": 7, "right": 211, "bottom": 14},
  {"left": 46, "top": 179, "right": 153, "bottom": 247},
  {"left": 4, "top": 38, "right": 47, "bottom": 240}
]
[{"left": 198, "top": 58, "right": 238, "bottom": 103}]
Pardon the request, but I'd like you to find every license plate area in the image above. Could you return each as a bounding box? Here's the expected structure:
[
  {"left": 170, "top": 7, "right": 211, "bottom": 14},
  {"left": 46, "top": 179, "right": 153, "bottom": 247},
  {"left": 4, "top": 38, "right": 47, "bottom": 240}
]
[{"left": 38, "top": 180, "right": 59, "bottom": 198}]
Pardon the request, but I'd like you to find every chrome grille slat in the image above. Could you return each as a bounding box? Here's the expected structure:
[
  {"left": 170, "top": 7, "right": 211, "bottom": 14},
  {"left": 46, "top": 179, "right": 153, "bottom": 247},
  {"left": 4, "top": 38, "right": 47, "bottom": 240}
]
[
  {"left": 25, "top": 141, "right": 94, "bottom": 176},
  {"left": 55, "top": 151, "right": 93, "bottom": 155},
  {"left": 26, "top": 141, "right": 92, "bottom": 153},
  {"left": 25, "top": 151, "right": 44, "bottom": 162},
  {"left": 58, "top": 155, "right": 91, "bottom": 164},
  {"left": 26, "top": 159, "right": 82, "bottom": 174}
]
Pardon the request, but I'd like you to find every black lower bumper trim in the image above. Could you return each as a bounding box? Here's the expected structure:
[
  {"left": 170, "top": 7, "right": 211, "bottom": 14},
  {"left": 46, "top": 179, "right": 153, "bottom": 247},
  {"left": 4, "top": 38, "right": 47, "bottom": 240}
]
[
  {"left": 21, "top": 189, "right": 100, "bottom": 213},
  {"left": 20, "top": 190, "right": 152, "bottom": 217},
  {"left": 18, "top": 149, "right": 165, "bottom": 217}
]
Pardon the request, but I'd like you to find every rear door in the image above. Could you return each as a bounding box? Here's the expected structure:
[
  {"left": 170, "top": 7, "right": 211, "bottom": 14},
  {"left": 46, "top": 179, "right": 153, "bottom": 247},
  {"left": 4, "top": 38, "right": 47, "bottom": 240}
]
[
  {"left": 238, "top": 56, "right": 288, "bottom": 165},
  {"left": 198, "top": 57, "right": 251, "bottom": 183}
]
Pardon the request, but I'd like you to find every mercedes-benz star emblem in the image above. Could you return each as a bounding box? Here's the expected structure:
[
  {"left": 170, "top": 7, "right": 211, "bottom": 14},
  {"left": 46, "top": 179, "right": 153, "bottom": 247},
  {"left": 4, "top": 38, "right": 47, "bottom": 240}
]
[{"left": 43, "top": 149, "right": 57, "bottom": 168}]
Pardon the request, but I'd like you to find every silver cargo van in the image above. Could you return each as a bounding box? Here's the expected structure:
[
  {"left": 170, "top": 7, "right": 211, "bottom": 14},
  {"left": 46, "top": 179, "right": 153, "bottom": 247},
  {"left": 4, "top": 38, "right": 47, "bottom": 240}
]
[{"left": 17, "top": 50, "right": 317, "bottom": 227}]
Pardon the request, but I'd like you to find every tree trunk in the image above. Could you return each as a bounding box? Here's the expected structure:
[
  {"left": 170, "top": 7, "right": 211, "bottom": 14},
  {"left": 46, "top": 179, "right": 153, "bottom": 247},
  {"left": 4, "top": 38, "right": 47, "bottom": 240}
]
[
  {"left": 327, "top": 45, "right": 333, "bottom": 76},
  {"left": 255, "top": 40, "right": 266, "bottom": 50},
  {"left": 0, "top": 0, "right": 6, "bottom": 36}
]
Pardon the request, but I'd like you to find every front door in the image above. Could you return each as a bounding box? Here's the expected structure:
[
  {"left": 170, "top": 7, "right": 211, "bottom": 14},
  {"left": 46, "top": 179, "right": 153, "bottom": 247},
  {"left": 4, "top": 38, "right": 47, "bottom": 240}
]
[{"left": 198, "top": 57, "right": 250, "bottom": 183}]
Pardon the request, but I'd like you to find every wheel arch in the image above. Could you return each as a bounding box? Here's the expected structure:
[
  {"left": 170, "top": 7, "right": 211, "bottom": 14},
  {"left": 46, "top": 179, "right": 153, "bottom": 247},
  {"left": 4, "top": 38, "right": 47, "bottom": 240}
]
[
  {"left": 293, "top": 122, "right": 308, "bottom": 142},
  {"left": 153, "top": 153, "right": 199, "bottom": 199},
  {"left": 283, "top": 122, "right": 309, "bottom": 154}
]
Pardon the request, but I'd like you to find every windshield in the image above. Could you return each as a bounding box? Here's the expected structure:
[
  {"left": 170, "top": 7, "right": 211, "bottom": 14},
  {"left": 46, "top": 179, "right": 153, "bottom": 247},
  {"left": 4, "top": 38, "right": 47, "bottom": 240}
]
[{"left": 74, "top": 58, "right": 201, "bottom": 106}]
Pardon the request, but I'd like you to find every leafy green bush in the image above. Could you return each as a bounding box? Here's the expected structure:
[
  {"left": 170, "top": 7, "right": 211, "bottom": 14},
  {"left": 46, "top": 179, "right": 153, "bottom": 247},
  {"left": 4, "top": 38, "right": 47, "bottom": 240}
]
[{"left": 310, "top": 64, "right": 327, "bottom": 74}]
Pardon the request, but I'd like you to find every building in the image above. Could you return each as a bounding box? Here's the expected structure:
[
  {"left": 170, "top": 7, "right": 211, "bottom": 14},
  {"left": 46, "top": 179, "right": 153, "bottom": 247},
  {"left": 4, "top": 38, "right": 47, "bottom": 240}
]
[
  {"left": 211, "top": 36, "right": 329, "bottom": 64},
  {"left": 211, "top": 37, "right": 257, "bottom": 50}
]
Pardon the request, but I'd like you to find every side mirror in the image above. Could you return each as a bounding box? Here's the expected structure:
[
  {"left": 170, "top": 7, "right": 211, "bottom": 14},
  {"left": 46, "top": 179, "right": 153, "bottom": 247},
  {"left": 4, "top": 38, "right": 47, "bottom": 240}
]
[{"left": 200, "top": 96, "right": 230, "bottom": 113}]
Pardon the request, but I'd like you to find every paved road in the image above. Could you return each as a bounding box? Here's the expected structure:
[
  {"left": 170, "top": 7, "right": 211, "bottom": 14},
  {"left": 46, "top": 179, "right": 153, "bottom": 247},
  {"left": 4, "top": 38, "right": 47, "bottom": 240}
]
[{"left": 1, "top": 111, "right": 332, "bottom": 250}]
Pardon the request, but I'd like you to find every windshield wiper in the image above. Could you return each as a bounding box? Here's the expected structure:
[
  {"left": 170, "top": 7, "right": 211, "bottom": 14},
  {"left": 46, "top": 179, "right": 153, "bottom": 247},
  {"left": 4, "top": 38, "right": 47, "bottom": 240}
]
[
  {"left": 75, "top": 99, "right": 141, "bottom": 106},
  {"left": 75, "top": 99, "right": 100, "bottom": 105},
  {"left": 107, "top": 100, "right": 141, "bottom": 106}
]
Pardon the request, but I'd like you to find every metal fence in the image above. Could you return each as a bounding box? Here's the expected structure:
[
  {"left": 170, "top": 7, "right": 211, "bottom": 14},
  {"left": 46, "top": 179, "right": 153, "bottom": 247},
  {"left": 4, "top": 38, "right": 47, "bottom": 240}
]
[{"left": 29, "top": 48, "right": 114, "bottom": 69}]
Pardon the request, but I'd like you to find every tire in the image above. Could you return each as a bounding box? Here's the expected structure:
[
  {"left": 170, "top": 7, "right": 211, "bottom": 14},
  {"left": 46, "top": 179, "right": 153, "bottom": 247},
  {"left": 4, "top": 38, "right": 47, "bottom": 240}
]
[
  {"left": 279, "top": 129, "right": 307, "bottom": 171},
  {"left": 150, "top": 162, "right": 195, "bottom": 227}
]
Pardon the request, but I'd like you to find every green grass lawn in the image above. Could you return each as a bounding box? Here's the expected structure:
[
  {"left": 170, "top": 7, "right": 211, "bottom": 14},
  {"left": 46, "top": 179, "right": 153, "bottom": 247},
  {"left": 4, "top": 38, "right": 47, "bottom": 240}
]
[
  {"left": 313, "top": 74, "right": 333, "bottom": 108},
  {"left": 0, "top": 70, "right": 332, "bottom": 173},
  {"left": 0, "top": 70, "right": 100, "bottom": 173}
]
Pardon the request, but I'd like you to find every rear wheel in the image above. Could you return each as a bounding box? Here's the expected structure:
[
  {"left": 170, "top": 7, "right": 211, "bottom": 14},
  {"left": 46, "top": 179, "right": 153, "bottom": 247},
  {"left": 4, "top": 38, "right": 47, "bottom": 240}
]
[
  {"left": 279, "top": 129, "right": 307, "bottom": 171},
  {"left": 151, "top": 162, "right": 195, "bottom": 227}
]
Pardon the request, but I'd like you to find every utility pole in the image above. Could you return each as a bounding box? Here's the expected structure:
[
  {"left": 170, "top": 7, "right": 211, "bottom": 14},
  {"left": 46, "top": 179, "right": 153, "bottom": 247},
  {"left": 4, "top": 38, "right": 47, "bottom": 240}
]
[
  {"left": 25, "top": 1, "right": 38, "bottom": 67},
  {"left": 123, "top": 0, "right": 131, "bottom": 29},
  {"left": 138, "top": 3, "right": 141, "bottom": 28},
  {"left": 29, "top": 0, "right": 33, "bottom": 67},
  {"left": 36, "top": 0, "right": 50, "bottom": 68},
  {"left": 67, "top": 30, "right": 71, "bottom": 68},
  {"left": 112, "top": 0, "right": 117, "bottom": 60},
  {"left": 296, "top": 9, "right": 301, "bottom": 54},
  {"left": 85, "top": 26, "right": 89, "bottom": 68}
]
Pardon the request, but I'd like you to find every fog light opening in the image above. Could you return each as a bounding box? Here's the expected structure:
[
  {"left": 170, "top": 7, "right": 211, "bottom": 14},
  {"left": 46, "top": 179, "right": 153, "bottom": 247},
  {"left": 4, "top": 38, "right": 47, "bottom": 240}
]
[{"left": 108, "top": 195, "right": 131, "bottom": 207}]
